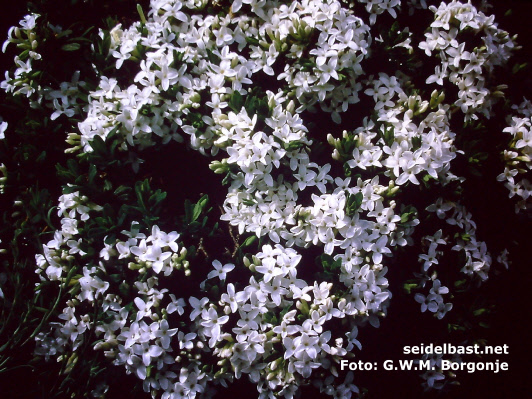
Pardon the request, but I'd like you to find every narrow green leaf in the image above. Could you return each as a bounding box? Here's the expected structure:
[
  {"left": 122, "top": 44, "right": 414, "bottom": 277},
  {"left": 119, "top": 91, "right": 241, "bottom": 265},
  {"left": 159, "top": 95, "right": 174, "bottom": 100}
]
[
  {"left": 61, "top": 43, "right": 81, "bottom": 51},
  {"left": 241, "top": 235, "right": 257, "bottom": 248}
]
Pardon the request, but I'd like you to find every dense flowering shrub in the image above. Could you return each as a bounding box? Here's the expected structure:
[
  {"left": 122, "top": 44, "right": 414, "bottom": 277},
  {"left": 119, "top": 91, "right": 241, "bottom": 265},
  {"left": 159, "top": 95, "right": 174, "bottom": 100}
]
[{"left": 0, "top": 0, "right": 530, "bottom": 398}]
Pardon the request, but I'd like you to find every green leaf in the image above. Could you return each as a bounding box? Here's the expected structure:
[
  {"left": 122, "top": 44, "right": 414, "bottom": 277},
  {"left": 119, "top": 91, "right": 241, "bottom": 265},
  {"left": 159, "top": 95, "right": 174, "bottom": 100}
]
[
  {"left": 454, "top": 279, "right": 467, "bottom": 288},
  {"left": 36, "top": 150, "right": 47, "bottom": 162},
  {"left": 221, "top": 174, "right": 230, "bottom": 186},
  {"left": 137, "top": 4, "right": 147, "bottom": 24},
  {"left": 89, "top": 135, "right": 107, "bottom": 154},
  {"left": 343, "top": 162, "right": 352, "bottom": 177},
  {"left": 403, "top": 283, "right": 418, "bottom": 294},
  {"left": 61, "top": 43, "right": 81, "bottom": 51},
  {"left": 512, "top": 62, "right": 527, "bottom": 74},
  {"left": 241, "top": 235, "right": 257, "bottom": 248},
  {"left": 384, "top": 126, "right": 394, "bottom": 146},
  {"left": 104, "top": 234, "right": 116, "bottom": 245},
  {"left": 400, "top": 205, "right": 417, "bottom": 224},
  {"left": 88, "top": 164, "right": 97, "bottom": 183},
  {"left": 114, "top": 185, "right": 131, "bottom": 199},
  {"left": 192, "top": 195, "right": 209, "bottom": 222},
  {"left": 285, "top": 140, "right": 305, "bottom": 151},
  {"left": 67, "top": 158, "right": 80, "bottom": 174},
  {"left": 245, "top": 36, "right": 260, "bottom": 46},
  {"left": 411, "top": 136, "right": 422, "bottom": 150},
  {"left": 345, "top": 192, "right": 363, "bottom": 216},
  {"left": 229, "top": 91, "right": 244, "bottom": 113},
  {"left": 206, "top": 48, "right": 220, "bottom": 64},
  {"left": 242, "top": 198, "right": 256, "bottom": 206},
  {"left": 473, "top": 308, "right": 488, "bottom": 317},
  {"left": 184, "top": 199, "right": 192, "bottom": 223},
  {"left": 103, "top": 180, "right": 113, "bottom": 191},
  {"left": 108, "top": 274, "right": 123, "bottom": 283},
  {"left": 448, "top": 323, "right": 466, "bottom": 332}
]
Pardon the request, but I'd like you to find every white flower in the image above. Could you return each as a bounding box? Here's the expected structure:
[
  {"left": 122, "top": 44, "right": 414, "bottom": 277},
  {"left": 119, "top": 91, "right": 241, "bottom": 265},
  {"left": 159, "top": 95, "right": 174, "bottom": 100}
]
[
  {"left": 0, "top": 119, "right": 7, "bottom": 139},
  {"left": 207, "top": 260, "right": 235, "bottom": 281},
  {"left": 133, "top": 342, "right": 164, "bottom": 367},
  {"left": 200, "top": 308, "right": 229, "bottom": 347},
  {"left": 154, "top": 320, "right": 179, "bottom": 350}
]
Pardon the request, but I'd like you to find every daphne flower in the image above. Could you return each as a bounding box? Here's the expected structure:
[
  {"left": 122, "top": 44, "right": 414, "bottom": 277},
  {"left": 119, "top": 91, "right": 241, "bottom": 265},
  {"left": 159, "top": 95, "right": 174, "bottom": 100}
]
[
  {"left": 154, "top": 320, "right": 178, "bottom": 349},
  {"left": 207, "top": 260, "right": 235, "bottom": 281}
]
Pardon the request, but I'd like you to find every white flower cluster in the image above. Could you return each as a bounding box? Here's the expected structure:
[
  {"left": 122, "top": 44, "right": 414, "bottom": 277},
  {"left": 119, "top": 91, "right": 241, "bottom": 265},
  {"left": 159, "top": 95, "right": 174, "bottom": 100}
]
[
  {"left": 358, "top": 0, "right": 401, "bottom": 24},
  {"left": 359, "top": 73, "right": 457, "bottom": 186},
  {"left": 72, "top": 0, "right": 376, "bottom": 157},
  {"left": 35, "top": 220, "right": 209, "bottom": 395},
  {"left": 425, "top": 198, "right": 492, "bottom": 280},
  {"left": 9, "top": 0, "right": 521, "bottom": 397},
  {"left": 416, "top": 351, "right": 462, "bottom": 390},
  {"left": 110, "top": 224, "right": 184, "bottom": 275},
  {"left": 500, "top": 99, "right": 532, "bottom": 212},
  {"left": 270, "top": 1, "right": 370, "bottom": 122},
  {"left": 1, "top": 14, "right": 87, "bottom": 120},
  {"left": 1, "top": 14, "right": 41, "bottom": 99},
  {"left": 46, "top": 71, "right": 87, "bottom": 121},
  {"left": 414, "top": 278, "right": 452, "bottom": 319},
  {"left": 419, "top": 0, "right": 515, "bottom": 120},
  {"left": 35, "top": 190, "right": 103, "bottom": 280}
]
